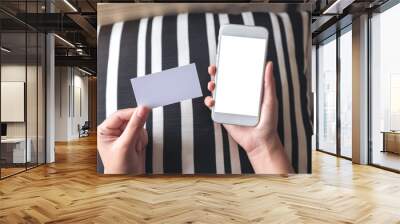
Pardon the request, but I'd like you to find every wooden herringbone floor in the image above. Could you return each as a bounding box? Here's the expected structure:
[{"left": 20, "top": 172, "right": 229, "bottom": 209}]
[{"left": 1, "top": 135, "right": 400, "bottom": 224}]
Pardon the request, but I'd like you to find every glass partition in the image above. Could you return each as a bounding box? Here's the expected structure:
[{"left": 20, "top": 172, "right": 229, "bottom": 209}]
[
  {"left": 0, "top": 1, "right": 46, "bottom": 179},
  {"left": 1, "top": 31, "right": 28, "bottom": 177}
]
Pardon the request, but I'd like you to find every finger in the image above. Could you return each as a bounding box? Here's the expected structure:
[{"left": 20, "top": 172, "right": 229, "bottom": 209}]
[
  {"left": 263, "top": 61, "right": 276, "bottom": 103},
  {"left": 208, "top": 65, "right": 216, "bottom": 77},
  {"left": 260, "top": 62, "right": 278, "bottom": 123},
  {"left": 97, "top": 108, "right": 135, "bottom": 135},
  {"left": 207, "top": 81, "right": 215, "bottom": 92},
  {"left": 204, "top": 96, "right": 215, "bottom": 108},
  {"left": 98, "top": 127, "right": 121, "bottom": 137},
  {"left": 120, "top": 122, "right": 128, "bottom": 133},
  {"left": 135, "top": 129, "right": 148, "bottom": 153},
  {"left": 142, "top": 129, "right": 148, "bottom": 147},
  {"left": 119, "top": 106, "right": 150, "bottom": 145}
]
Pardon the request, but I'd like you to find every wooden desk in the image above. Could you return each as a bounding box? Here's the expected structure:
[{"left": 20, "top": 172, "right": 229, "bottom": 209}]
[{"left": 381, "top": 131, "right": 400, "bottom": 154}]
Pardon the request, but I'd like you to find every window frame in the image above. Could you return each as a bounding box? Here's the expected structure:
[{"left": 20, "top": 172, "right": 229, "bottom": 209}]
[
  {"left": 315, "top": 23, "right": 353, "bottom": 161},
  {"left": 367, "top": 0, "right": 400, "bottom": 173}
]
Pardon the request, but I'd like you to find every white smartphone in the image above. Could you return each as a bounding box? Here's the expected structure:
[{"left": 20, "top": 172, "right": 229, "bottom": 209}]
[{"left": 212, "top": 24, "right": 268, "bottom": 126}]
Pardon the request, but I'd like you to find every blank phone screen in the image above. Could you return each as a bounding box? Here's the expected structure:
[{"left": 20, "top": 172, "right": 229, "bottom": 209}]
[{"left": 214, "top": 35, "right": 267, "bottom": 116}]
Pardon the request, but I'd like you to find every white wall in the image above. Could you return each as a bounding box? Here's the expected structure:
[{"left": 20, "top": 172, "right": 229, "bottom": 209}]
[
  {"left": 1, "top": 65, "right": 38, "bottom": 138},
  {"left": 73, "top": 73, "right": 89, "bottom": 137},
  {"left": 55, "top": 67, "right": 69, "bottom": 141},
  {"left": 54, "top": 67, "right": 89, "bottom": 141},
  {"left": 1, "top": 66, "right": 26, "bottom": 138},
  {"left": 1, "top": 64, "right": 29, "bottom": 158}
]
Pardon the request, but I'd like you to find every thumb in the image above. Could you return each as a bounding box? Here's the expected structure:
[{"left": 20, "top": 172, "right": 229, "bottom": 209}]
[
  {"left": 264, "top": 61, "right": 276, "bottom": 104},
  {"left": 260, "top": 62, "right": 277, "bottom": 120},
  {"left": 118, "top": 106, "right": 150, "bottom": 146}
]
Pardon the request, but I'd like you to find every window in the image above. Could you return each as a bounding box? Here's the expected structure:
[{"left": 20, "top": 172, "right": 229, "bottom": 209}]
[
  {"left": 316, "top": 24, "right": 353, "bottom": 159},
  {"left": 339, "top": 27, "right": 352, "bottom": 158},
  {"left": 317, "top": 35, "right": 337, "bottom": 154},
  {"left": 370, "top": 2, "right": 400, "bottom": 171}
]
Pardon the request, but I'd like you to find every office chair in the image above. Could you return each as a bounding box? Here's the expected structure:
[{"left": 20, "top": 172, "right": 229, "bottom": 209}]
[{"left": 79, "top": 121, "right": 90, "bottom": 138}]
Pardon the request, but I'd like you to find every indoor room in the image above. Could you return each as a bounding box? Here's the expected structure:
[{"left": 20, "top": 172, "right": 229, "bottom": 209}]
[{"left": 0, "top": 0, "right": 399, "bottom": 223}]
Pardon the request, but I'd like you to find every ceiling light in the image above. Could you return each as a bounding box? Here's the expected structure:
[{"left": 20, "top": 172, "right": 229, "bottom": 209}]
[
  {"left": 54, "top": 34, "right": 75, "bottom": 48},
  {"left": 78, "top": 67, "right": 93, "bottom": 76},
  {"left": 1, "top": 47, "right": 11, "bottom": 53},
  {"left": 63, "top": 0, "right": 78, "bottom": 12}
]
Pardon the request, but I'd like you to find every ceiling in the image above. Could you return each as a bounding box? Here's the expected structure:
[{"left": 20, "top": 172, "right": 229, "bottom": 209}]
[{"left": 0, "top": 0, "right": 391, "bottom": 75}]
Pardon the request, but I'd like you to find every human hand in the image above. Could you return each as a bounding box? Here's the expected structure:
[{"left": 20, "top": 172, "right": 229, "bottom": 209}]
[
  {"left": 97, "top": 106, "right": 150, "bottom": 174},
  {"left": 204, "top": 62, "right": 292, "bottom": 174}
]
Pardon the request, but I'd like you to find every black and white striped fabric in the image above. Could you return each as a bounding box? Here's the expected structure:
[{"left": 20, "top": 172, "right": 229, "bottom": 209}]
[{"left": 97, "top": 12, "right": 312, "bottom": 174}]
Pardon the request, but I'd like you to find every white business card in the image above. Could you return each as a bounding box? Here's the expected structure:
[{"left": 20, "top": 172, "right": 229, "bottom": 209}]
[{"left": 131, "top": 63, "right": 203, "bottom": 108}]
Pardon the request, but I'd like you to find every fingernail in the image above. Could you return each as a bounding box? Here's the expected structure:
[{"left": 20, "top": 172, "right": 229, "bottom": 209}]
[{"left": 136, "top": 106, "right": 149, "bottom": 119}]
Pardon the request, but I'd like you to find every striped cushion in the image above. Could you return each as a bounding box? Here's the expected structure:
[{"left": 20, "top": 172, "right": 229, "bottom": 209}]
[{"left": 97, "top": 12, "right": 312, "bottom": 174}]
